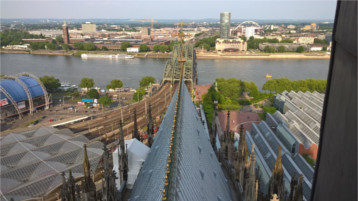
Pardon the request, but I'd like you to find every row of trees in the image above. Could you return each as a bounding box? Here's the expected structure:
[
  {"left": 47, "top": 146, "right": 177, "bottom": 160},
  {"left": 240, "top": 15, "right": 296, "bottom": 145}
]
[
  {"left": 263, "top": 45, "right": 305, "bottom": 53},
  {"left": 0, "top": 30, "right": 45, "bottom": 46},
  {"left": 247, "top": 36, "right": 294, "bottom": 50},
  {"left": 262, "top": 78, "right": 327, "bottom": 93}
]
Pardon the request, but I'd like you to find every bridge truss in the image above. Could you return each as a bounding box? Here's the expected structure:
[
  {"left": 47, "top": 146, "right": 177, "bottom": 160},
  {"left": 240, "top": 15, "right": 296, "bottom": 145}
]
[{"left": 162, "top": 44, "right": 197, "bottom": 88}]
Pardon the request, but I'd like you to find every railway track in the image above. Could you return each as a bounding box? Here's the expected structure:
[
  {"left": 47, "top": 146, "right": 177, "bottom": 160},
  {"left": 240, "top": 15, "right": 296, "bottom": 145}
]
[{"left": 64, "top": 82, "right": 177, "bottom": 144}]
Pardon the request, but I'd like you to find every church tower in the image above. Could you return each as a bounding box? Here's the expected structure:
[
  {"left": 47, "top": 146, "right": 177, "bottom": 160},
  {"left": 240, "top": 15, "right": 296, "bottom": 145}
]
[{"left": 62, "top": 21, "right": 70, "bottom": 44}]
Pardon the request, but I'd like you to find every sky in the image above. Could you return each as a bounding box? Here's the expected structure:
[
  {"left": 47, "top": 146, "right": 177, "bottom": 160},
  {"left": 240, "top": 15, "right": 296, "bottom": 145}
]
[{"left": 1, "top": 0, "right": 337, "bottom": 20}]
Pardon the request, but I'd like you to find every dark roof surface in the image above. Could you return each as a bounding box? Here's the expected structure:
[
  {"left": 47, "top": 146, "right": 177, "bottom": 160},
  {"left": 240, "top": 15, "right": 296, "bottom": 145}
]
[{"left": 130, "top": 81, "right": 232, "bottom": 201}]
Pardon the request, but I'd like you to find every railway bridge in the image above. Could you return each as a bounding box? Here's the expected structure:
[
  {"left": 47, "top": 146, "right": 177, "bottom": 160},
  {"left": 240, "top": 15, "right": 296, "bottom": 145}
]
[{"left": 162, "top": 43, "right": 197, "bottom": 89}]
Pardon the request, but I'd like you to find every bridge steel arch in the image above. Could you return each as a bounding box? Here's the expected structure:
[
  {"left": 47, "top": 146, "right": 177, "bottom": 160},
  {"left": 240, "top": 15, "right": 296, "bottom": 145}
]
[
  {"left": 0, "top": 86, "right": 23, "bottom": 119},
  {"left": 2, "top": 76, "right": 34, "bottom": 115},
  {"left": 16, "top": 72, "right": 50, "bottom": 109},
  {"left": 234, "top": 21, "right": 261, "bottom": 30}
]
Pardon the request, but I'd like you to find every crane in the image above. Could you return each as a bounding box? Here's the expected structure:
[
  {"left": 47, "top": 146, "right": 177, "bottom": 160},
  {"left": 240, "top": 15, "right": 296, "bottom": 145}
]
[{"left": 137, "top": 18, "right": 158, "bottom": 40}]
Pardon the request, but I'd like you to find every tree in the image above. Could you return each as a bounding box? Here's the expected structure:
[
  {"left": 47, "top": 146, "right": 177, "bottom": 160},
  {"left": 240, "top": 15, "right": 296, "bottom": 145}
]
[
  {"left": 106, "top": 79, "right": 123, "bottom": 90},
  {"left": 30, "top": 42, "right": 46, "bottom": 50},
  {"left": 87, "top": 89, "right": 99, "bottom": 99},
  {"left": 55, "top": 35, "right": 64, "bottom": 43},
  {"left": 152, "top": 45, "right": 160, "bottom": 52},
  {"left": 264, "top": 46, "right": 276, "bottom": 53},
  {"left": 40, "top": 75, "right": 61, "bottom": 91},
  {"left": 73, "top": 42, "right": 84, "bottom": 50},
  {"left": 239, "top": 36, "right": 247, "bottom": 41},
  {"left": 79, "top": 77, "right": 94, "bottom": 89},
  {"left": 296, "top": 46, "right": 305, "bottom": 53},
  {"left": 278, "top": 46, "right": 286, "bottom": 52},
  {"left": 98, "top": 95, "right": 113, "bottom": 107},
  {"left": 61, "top": 44, "right": 70, "bottom": 51},
  {"left": 159, "top": 45, "right": 169, "bottom": 53},
  {"left": 120, "top": 41, "right": 131, "bottom": 51},
  {"left": 101, "top": 46, "right": 108, "bottom": 50},
  {"left": 322, "top": 46, "right": 327, "bottom": 51},
  {"left": 140, "top": 76, "right": 155, "bottom": 88},
  {"left": 83, "top": 43, "right": 96, "bottom": 51},
  {"left": 133, "top": 87, "right": 146, "bottom": 101},
  {"left": 139, "top": 44, "right": 150, "bottom": 52},
  {"left": 314, "top": 38, "right": 328, "bottom": 44},
  {"left": 200, "top": 43, "right": 211, "bottom": 51},
  {"left": 46, "top": 42, "right": 58, "bottom": 50}
]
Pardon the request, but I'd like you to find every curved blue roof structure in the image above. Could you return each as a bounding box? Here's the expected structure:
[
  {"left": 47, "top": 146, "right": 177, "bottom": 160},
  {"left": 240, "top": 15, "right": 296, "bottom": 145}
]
[
  {"left": 0, "top": 79, "right": 28, "bottom": 103},
  {"left": 17, "top": 76, "right": 44, "bottom": 98},
  {"left": 0, "top": 76, "right": 45, "bottom": 105}
]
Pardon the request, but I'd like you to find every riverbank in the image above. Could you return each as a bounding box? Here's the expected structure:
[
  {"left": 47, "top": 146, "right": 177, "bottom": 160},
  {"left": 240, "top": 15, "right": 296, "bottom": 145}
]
[
  {"left": 1, "top": 49, "right": 330, "bottom": 60},
  {"left": 196, "top": 52, "right": 331, "bottom": 60},
  {"left": 0, "top": 49, "right": 73, "bottom": 56}
]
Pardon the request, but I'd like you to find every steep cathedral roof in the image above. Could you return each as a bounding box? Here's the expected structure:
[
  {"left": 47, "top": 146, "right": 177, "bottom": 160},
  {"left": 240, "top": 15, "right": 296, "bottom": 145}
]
[{"left": 129, "top": 81, "right": 232, "bottom": 201}]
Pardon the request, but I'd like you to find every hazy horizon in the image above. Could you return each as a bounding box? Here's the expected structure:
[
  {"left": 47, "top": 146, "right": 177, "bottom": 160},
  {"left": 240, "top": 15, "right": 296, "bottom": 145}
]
[{"left": 1, "top": 0, "right": 337, "bottom": 20}]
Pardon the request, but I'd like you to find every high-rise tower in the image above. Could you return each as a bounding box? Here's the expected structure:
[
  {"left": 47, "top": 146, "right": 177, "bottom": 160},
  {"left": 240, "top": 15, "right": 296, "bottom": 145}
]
[
  {"left": 220, "top": 12, "right": 231, "bottom": 39},
  {"left": 62, "top": 21, "right": 70, "bottom": 44}
]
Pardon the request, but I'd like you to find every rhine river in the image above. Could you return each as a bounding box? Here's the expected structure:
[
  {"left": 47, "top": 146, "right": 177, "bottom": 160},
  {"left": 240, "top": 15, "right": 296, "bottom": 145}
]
[{"left": 1, "top": 54, "right": 329, "bottom": 90}]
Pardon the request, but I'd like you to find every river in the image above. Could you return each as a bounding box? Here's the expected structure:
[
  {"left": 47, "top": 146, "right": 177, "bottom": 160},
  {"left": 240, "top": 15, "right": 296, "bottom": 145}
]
[{"left": 1, "top": 53, "right": 329, "bottom": 90}]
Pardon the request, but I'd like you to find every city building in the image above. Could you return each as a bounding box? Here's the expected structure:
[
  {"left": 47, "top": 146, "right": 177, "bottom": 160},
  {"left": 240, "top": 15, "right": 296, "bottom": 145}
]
[
  {"left": 62, "top": 21, "right": 70, "bottom": 44},
  {"left": 82, "top": 22, "right": 97, "bottom": 33},
  {"left": 140, "top": 27, "right": 150, "bottom": 36},
  {"left": 220, "top": 12, "right": 231, "bottom": 39},
  {"left": 215, "top": 38, "right": 247, "bottom": 52},
  {"left": 0, "top": 73, "right": 50, "bottom": 121},
  {"left": 301, "top": 23, "right": 317, "bottom": 31},
  {"left": 287, "top": 24, "right": 296, "bottom": 29},
  {"left": 297, "top": 37, "right": 315, "bottom": 44}
]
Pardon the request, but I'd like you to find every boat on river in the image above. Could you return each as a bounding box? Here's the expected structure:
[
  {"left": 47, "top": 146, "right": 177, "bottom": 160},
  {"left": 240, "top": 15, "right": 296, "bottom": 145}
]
[{"left": 265, "top": 73, "right": 272, "bottom": 79}]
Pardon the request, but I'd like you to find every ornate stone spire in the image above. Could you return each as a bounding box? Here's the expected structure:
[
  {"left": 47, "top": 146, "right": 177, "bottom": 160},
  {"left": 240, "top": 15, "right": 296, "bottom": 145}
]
[
  {"left": 119, "top": 120, "right": 125, "bottom": 157},
  {"left": 68, "top": 169, "right": 75, "bottom": 201},
  {"left": 82, "top": 144, "right": 96, "bottom": 200},
  {"left": 102, "top": 144, "right": 110, "bottom": 201},
  {"left": 289, "top": 172, "right": 298, "bottom": 201},
  {"left": 269, "top": 146, "right": 284, "bottom": 200},
  {"left": 83, "top": 144, "right": 90, "bottom": 179},
  {"left": 226, "top": 110, "right": 230, "bottom": 137},
  {"left": 147, "top": 103, "right": 154, "bottom": 147},
  {"left": 118, "top": 120, "right": 125, "bottom": 184},
  {"left": 290, "top": 174, "right": 304, "bottom": 201},
  {"left": 133, "top": 108, "right": 140, "bottom": 141},
  {"left": 274, "top": 146, "right": 283, "bottom": 174},
  {"left": 118, "top": 120, "right": 129, "bottom": 185},
  {"left": 61, "top": 172, "right": 68, "bottom": 201},
  {"left": 245, "top": 144, "right": 257, "bottom": 201},
  {"left": 238, "top": 125, "right": 249, "bottom": 186}
]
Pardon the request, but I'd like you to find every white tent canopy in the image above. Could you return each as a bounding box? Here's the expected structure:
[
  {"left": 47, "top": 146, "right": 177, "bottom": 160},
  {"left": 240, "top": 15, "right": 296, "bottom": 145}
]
[{"left": 112, "top": 139, "right": 150, "bottom": 189}]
